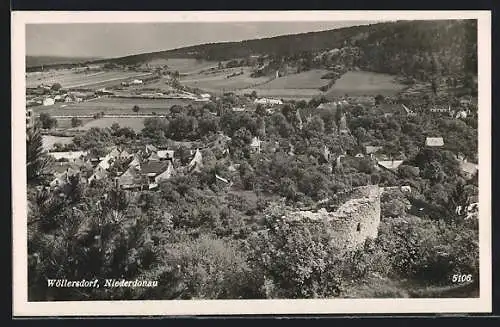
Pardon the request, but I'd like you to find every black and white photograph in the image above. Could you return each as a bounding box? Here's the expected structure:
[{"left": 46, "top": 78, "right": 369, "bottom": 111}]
[{"left": 12, "top": 11, "right": 491, "bottom": 315}]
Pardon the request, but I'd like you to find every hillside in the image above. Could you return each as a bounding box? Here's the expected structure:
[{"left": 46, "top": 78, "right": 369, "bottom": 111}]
[
  {"left": 96, "top": 19, "right": 477, "bottom": 81},
  {"left": 26, "top": 56, "right": 103, "bottom": 68}
]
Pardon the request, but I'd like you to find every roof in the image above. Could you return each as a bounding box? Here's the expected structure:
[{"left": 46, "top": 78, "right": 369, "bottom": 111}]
[
  {"left": 117, "top": 167, "right": 142, "bottom": 186},
  {"left": 140, "top": 161, "right": 169, "bottom": 175},
  {"left": 316, "top": 102, "right": 338, "bottom": 111},
  {"left": 250, "top": 137, "right": 261, "bottom": 147},
  {"left": 188, "top": 149, "right": 203, "bottom": 172},
  {"left": 49, "top": 151, "right": 88, "bottom": 161},
  {"left": 378, "top": 160, "right": 404, "bottom": 171},
  {"left": 157, "top": 150, "right": 174, "bottom": 159},
  {"left": 425, "top": 137, "right": 444, "bottom": 147},
  {"left": 365, "top": 146, "right": 382, "bottom": 155},
  {"left": 460, "top": 161, "right": 478, "bottom": 176}
]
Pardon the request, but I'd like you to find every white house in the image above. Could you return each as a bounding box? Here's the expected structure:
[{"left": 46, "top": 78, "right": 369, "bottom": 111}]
[
  {"left": 49, "top": 151, "right": 88, "bottom": 162},
  {"left": 200, "top": 93, "right": 211, "bottom": 99},
  {"left": 254, "top": 98, "right": 283, "bottom": 106},
  {"left": 131, "top": 79, "right": 143, "bottom": 85},
  {"left": 43, "top": 97, "right": 55, "bottom": 106},
  {"left": 425, "top": 137, "right": 444, "bottom": 147}
]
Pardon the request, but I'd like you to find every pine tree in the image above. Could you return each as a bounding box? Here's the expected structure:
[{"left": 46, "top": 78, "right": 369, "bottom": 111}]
[{"left": 26, "top": 126, "right": 49, "bottom": 183}]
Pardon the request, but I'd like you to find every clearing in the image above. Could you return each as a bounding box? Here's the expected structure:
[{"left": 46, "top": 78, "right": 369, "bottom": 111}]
[
  {"left": 325, "top": 71, "right": 406, "bottom": 97},
  {"left": 26, "top": 69, "right": 154, "bottom": 89},
  {"left": 31, "top": 97, "right": 194, "bottom": 116},
  {"left": 75, "top": 117, "right": 146, "bottom": 132},
  {"left": 181, "top": 67, "right": 270, "bottom": 93}
]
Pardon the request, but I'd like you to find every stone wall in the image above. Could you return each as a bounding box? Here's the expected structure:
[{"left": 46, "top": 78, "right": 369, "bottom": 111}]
[{"left": 286, "top": 185, "right": 381, "bottom": 251}]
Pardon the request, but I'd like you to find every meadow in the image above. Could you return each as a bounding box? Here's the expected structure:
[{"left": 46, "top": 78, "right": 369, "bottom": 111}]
[
  {"left": 31, "top": 97, "right": 194, "bottom": 116},
  {"left": 26, "top": 70, "right": 154, "bottom": 89},
  {"left": 181, "top": 67, "right": 270, "bottom": 92},
  {"left": 256, "top": 69, "right": 331, "bottom": 89},
  {"left": 146, "top": 58, "right": 218, "bottom": 74},
  {"left": 74, "top": 117, "right": 146, "bottom": 132},
  {"left": 325, "top": 71, "right": 406, "bottom": 97}
]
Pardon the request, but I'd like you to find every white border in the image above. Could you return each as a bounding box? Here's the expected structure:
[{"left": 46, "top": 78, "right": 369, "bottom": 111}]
[{"left": 12, "top": 10, "right": 492, "bottom": 316}]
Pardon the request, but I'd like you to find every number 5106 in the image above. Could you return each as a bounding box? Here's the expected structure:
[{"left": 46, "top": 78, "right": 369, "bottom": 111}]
[{"left": 452, "top": 274, "right": 472, "bottom": 283}]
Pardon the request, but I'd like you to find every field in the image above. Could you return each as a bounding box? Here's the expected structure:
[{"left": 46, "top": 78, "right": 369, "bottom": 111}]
[
  {"left": 256, "top": 69, "right": 330, "bottom": 89},
  {"left": 325, "top": 71, "right": 406, "bottom": 97},
  {"left": 233, "top": 69, "right": 331, "bottom": 100},
  {"left": 145, "top": 58, "right": 218, "bottom": 74},
  {"left": 26, "top": 70, "right": 154, "bottom": 89},
  {"left": 181, "top": 67, "right": 270, "bottom": 92},
  {"left": 31, "top": 97, "right": 194, "bottom": 116},
  {"left": 75, "top": 117, "right": 146, "bottom": 132},
  {"left": 42, "top": 135, "right": 74, "bottom": 151}
]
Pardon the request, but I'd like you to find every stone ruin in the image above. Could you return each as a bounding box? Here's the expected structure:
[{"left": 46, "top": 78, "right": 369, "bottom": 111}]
[{"left": 285, "top": 185, "right": 381, "bottom": 251}]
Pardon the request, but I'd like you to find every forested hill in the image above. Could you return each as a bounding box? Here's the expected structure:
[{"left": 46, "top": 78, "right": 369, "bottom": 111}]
[
  {"left": 26, "top": 56, "right": 102, "bottom": 68},
  {"left": 100, "top": 19, "right": 477, "bottom": 78}
]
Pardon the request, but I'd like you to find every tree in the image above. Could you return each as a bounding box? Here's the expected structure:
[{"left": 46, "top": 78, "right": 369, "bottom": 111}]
[
  {"left": 375, "top": 94, "right": 385, "bottom": 106},
  {"left": 132, "top": 105, "right": 140, "bottom": 114},
  {"left": 39, "top": 113, "right": 57, "bottom": 129},
  {"left": 71, "top": 117, "right": 82, "bottom": 128},
  {"left": 51, "top": 83, "right": 62, "bottom": 91},
  {"left": 26, "top": 127, "right": 50, "bottom": 182}
]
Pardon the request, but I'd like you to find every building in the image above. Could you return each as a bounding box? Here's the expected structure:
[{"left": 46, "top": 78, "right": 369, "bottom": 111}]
[
  {"left": 316, "top": 102, "right": 339, "bottom": 111},
  {"left": 42, "top": 97, "right": 55, "bottom": 106},
  {"left": 139, "top": 160, "right": 174, "bottom": 189},
  {"left": 429, "top": 106, "right": 450, "bottom": 114},
  {"left": 377, "top": 160, "right": 404, "bottom": 172},
  {"left": 116, "top": 167, "right": 143, "bottom": 190},
  {"left": 157, "top": 150, "right": 175, "bottom": 160},
  {"left": 250, "top": 137, "right": 262, "bottom": 154},
  {"left": 338, "top": 114, "right": 349, "bottom": 135},
  {"left": 188, "top": 149, "right": 203, "bottom": 173},
  {"left": 49, "top": 151, "right": 88, "bottom": 162},
  {"left": 425, "top": 137, "right": 444, "bottom": 147},
  {"left": 26, "top": 109, "right": 35, "bottom": 129},
  {"left": 401, "top": 104, "right": 417, "bottom": 116},
  {"left": 254, "top": 98, "right": 283, "bottom": 106},
  {"left": 364, "top": 145, "right": 382, "bottom": 156},
  {"left": 131, "top": 79, "right": 143, "bottom": 85},
  {"left": 460, "top": 161, "right": 478, "bottom": 179}
]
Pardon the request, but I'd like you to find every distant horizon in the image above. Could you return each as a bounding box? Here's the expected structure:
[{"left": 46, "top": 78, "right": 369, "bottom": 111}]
[{"left": 26, "top": 21, "right": 381, "bottom": 59}]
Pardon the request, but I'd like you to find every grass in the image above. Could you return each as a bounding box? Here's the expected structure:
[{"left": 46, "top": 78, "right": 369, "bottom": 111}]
[
  {"left": 236, "top": 88, "right": 323, "bottom": 100},
  {"left": 256, "top": 69, "right": 331, "bottom": 89},
  {"left": 326, "top": 71, "right": 405, "bottom": 97},
  {"left": 26, "top": 70, "right": 153, "bottom": 89},
  {"left": 31, "top": 97, "right": 194, "bottom": 116},
  {"left": 41, "top": 135, "right": 75, "bottom": 151},
  {"left": 150, "top": 58, "right": 218, "bottom": 74},
  {"left": 181, "top": 67, "right": 270, "bottom": 92},
  {"left": 75, "top": 117, "right": 146, "bottom": 132}
]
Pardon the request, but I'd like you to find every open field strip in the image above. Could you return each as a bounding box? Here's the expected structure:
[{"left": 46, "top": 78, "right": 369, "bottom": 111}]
[{"left": 325, "top": 71, "right": 405, "bottom": 96}]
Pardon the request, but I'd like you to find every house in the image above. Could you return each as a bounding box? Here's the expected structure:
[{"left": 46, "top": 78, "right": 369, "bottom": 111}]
[
  {"left": 140, "top": 161, "right": 174, "bottom": 189},
  {"left": 54, "top": 95, "right": 63, "bottom": 102},
  {"left": 455, "top": 110, "right": 468, "bottom": 119},
  {"left": 460, "top": 161, "right": 478, "bottom": 179},
  {"left": 131, "top": 79, "right": 143, "bottom": 85},
  {"left": 364, "top": 145, "right": 382, "bottom": 155},
  {"left": 43, "top": 97, "right": 55, "bottom": 106},
  {"left": 200, "top": 93, "right": 211, "bottom": 99},
  {"left": 116, "top": 167, "right": 143, "bottom": 190},
  {"left": 254, "top": 98, "right": 283, "bottom": 106},
  {"left": 377, "top": 160, "right": 404, "bottom": 172},
  {"left": 144, "top": 144, "right": 158, "bottom": 154},
  {"left": 88, "top": 166, "right": 108, "bottom": 183},
  {"left": 215, "top": 173, "right": 232, "bottom": 188},
  {"left": 250, "top": 137, "right": 262, "bottom": 154},
  {"left": 188, "top": 149, "right": 203, "bottom": 173},
  {"left": 401, "top": 104, "right": 417, "bottom": 116},
  {"left": 338, "top": 115, "right": 349, "bottom": 135},
  {"left": 49, "top": 151, "right": 88, "bottom": 162},
  {"left": 157, "top": 150, "right": 175, "bottom": 160},
  {"left": 429, "top": 106, "right": 450, "bottom": 114},
  {"left": 425, "top": 137, "right": 444, "bottom": 147},
  {"left": 232, "top": 107, "right": 245, "bottom": 112},
  {"left": 128, "top": 154, "right": 142, "bottom": 169},
  {"left": 26, "top": 109, "right": 35, "bottom": 129},
  {"left": 49, "top": 168, "right": 80, "bottom": 190}
]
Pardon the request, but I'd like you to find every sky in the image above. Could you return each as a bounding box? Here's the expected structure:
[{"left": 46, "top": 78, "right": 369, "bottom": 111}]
[{"left": 26, "top": 21, "right": 380, "bottom": 58}]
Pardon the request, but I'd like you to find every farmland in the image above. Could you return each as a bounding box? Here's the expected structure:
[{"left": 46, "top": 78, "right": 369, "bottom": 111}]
[
  {"left": 26, "top": 70, "right": 153, "bottom": 89},
  {"left": 75, "top": 117, "right": 146, "bottom": 132},
  {"left": 257, "top": 69, "right": 330, "bottom": 89},
  {"left": 325, "top": 71, "right": 406, "bottom": 97},
  {"left": 31, "top": 97, "right": 194, "bottom": 116},
  {"left": 145, "top": 58, "right": 218, "bottom": 74},
  {"left": 181, "top": 67, "right": 270, "bottom": 93}
]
